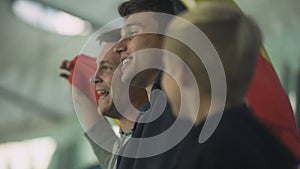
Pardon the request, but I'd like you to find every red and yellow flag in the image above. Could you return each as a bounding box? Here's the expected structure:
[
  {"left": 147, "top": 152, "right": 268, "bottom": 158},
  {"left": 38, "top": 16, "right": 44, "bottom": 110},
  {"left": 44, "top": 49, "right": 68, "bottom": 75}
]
[{"left": 181, "top": 0, "right": 300, "bottom": 161}]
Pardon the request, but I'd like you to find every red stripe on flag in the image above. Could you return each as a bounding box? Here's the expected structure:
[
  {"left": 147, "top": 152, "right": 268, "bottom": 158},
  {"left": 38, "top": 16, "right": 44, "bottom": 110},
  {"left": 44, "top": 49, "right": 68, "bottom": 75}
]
[
  {"left": 246, "top": 53, "right": 300, "bottom": 160},
  {"left": 70, "top": 54, "right": 97, "bottom": 105}
]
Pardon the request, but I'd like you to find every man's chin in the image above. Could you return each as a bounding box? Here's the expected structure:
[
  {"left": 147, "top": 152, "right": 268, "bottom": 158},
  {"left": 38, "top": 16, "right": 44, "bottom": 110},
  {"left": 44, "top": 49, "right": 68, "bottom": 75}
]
[
  {"left": 103, "top": 113, "right": 122, "bottom": 120},
  {"left": 97, "top": 105, "right": 110, "bottom": 116},
  {"left": 98, "top": 108, "right": 121, "bottom": 119}
]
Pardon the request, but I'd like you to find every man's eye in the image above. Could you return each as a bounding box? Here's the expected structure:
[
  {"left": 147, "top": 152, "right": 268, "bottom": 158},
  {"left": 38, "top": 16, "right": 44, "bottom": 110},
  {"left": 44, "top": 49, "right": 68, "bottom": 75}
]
[{"left": 101, "top": 65, "right": 113, "bottom": 72}]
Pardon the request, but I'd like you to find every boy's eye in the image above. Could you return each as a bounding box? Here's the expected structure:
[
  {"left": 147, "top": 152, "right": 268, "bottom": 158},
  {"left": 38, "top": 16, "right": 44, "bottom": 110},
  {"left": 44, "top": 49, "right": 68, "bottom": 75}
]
[
  {"left": 125, "top": 26, "right": 141, "bottom": 39},
  {"left": 127, "top": 31, "right": 137, "bottom": 38}
]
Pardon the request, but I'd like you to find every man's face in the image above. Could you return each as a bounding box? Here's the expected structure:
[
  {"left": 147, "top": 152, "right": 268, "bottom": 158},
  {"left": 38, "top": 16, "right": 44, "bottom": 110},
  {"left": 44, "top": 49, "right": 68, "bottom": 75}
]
[
  {"left": 94, "top": 43, "right": 121, "bottom": 118},
  {"left": 114, "top": 13, "right": 164, "bottom": 88}
]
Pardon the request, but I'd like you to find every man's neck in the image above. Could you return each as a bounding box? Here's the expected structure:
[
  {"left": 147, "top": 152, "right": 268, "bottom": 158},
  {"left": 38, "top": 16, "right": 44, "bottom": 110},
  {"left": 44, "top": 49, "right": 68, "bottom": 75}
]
[{"left": 119, "top": 117, "right": 134, "bottom": 134}]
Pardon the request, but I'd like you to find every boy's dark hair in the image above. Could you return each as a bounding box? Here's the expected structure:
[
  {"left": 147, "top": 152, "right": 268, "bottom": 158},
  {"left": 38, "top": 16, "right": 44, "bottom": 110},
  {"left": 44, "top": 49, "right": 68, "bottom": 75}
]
[{"left": 118, "top": 0, "right": 175, "bottom": 17}]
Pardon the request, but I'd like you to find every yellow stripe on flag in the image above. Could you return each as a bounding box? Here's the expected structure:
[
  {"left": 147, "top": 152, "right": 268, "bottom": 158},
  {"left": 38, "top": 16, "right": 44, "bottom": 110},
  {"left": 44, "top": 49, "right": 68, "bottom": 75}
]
[
  {"left": 260, "top": 47, "right": 271, "bottom": 63},
  {"left": 113, "top": 119, "right": 120, "bottom": 126},
  {"left": 180, "top": 0, "right": 197, "bottom": 9},
  {"left": 181, "top": 0, "right": 238, "bottom": 10}
]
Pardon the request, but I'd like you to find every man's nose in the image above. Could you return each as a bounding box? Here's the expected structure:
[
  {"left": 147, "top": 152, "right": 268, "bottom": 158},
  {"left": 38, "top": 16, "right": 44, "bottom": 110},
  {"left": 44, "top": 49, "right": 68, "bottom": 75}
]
[{"left": 90, "top": 72, "right": 104, "bottom": 83}]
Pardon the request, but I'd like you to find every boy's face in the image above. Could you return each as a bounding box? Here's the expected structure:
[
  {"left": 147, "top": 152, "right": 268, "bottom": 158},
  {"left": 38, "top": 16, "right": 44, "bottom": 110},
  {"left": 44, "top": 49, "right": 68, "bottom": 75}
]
[{"left": 115, "top": 13, "right": 164, "bottom": 88}]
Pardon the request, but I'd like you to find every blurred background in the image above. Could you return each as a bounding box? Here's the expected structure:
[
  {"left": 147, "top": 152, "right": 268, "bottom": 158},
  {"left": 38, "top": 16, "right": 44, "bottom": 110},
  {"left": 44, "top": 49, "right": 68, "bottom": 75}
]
[{"left": 0, "top": 0, "right": 299, "bottom": 168}]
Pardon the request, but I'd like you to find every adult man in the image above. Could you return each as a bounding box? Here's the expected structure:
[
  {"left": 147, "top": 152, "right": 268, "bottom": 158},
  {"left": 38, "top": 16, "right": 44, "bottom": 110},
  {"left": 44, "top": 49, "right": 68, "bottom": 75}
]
[
  {"left": 60, "top": 29, "right": 148, "bottom": 169},
  {"left": 161, "top": 2, "right": 297, "bottom": 168}
]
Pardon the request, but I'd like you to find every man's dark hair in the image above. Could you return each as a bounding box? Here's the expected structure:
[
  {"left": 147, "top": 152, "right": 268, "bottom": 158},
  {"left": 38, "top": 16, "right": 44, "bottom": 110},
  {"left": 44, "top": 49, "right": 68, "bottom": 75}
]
[{"left": 118, "top": 0, "right": 175, "bottom": 17}]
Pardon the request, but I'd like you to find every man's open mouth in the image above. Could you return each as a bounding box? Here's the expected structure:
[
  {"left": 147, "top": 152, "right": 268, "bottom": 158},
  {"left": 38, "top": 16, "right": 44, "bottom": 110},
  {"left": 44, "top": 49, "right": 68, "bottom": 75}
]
[{"left": 96, "top": 89, "right": 110, "bottom": 103}]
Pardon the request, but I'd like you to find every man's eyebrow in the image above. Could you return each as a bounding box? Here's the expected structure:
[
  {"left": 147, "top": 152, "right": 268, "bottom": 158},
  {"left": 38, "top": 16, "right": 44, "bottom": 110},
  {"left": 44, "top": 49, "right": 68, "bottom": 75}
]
[
  {"left": 96, "top": 60, "right": 110, "bottom": 66},
  {"left": 100, "top": 60, "right": 111, "bottom": 64},
  {"left": 96, "top": 59, "right": 111, "bottom": 66}
]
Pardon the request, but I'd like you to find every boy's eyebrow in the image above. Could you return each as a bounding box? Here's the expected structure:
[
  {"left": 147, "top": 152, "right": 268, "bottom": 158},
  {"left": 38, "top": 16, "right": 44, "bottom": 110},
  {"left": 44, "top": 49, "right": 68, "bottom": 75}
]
[
  {"left": 121, "top": 22, "right": 144, "bottom": 37},
  {"left": 123, "top": 22, "right": 144, "bottom": 29}
]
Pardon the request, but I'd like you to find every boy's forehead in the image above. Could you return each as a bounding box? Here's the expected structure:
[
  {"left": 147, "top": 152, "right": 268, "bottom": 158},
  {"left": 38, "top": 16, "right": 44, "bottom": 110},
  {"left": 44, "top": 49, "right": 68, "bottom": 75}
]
[
  {"left": 122, "top": 13, "right": 158, "bottom": 32},
  {"left": 126, "top": 13, "right": 152, "bottom": 24}
]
